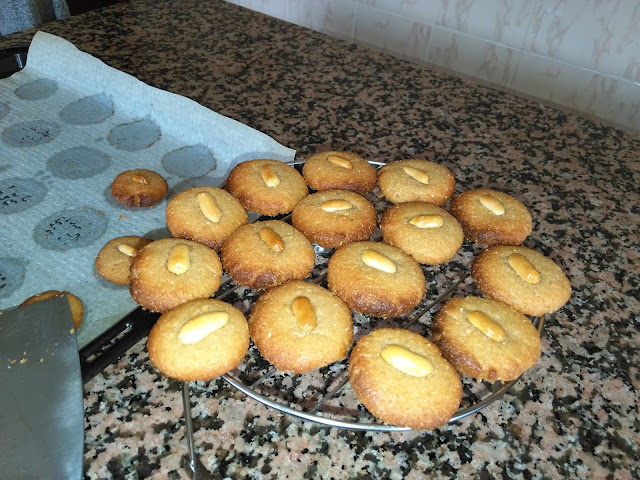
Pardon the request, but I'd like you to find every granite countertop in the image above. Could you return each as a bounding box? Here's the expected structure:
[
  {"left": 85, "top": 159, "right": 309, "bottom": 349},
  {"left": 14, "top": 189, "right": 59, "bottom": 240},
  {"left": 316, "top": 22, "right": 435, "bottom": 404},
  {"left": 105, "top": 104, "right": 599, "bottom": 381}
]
[{"left": 1, "top": 0, "right": 639, "bottom": 478}]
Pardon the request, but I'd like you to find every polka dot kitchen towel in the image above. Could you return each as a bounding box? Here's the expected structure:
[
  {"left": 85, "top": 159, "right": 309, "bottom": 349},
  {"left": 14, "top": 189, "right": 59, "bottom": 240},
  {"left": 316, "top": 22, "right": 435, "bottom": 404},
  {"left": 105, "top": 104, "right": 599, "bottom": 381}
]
[{"left": 0, "top": 31, "right": 295, "bottom": 348}]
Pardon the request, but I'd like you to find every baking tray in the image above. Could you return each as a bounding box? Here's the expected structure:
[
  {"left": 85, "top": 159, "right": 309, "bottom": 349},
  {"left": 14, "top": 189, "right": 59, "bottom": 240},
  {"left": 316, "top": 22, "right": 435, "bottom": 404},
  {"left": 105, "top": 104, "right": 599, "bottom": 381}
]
[{"left": 81, "top": 161, "right": 546, "bottom": 432}]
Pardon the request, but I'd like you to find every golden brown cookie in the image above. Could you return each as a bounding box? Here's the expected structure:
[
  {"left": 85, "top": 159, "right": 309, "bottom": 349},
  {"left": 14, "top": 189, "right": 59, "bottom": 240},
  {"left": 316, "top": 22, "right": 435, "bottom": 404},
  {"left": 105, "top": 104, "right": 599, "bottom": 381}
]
[
  {"left": 147, "top": 298, "right": 249, "bottom": 381},
  {"left": 291, "top": 189, "right": 377, "bottom": 248},
  {"left": 220, "top": 220, "right": 316, "bottom": 290},
  {"left": 225, "top": 159, "right": 308, "bottom": 216},
  {"left": 301, "top": 151, "right": 377, "bottom": 195},
  {"left": 348, "top": 328, "right": 462, "bottom": 429},
  {"left": 380, "top": 202, "right": 463, "bottom": 265},
  {"left": 377, "top": 159, "right": 455, "bottom": 205},
  {"left": 248, "top": 281, "right": 353, "bottom": 374},
  {"left": 431, "top": 296, "right": 542, "bottom": 382},
  {"left": 166, "top": 186, "right": 248, "bottom": 251},
  {"left": 110, "top": 169, "right": 168, "bottom": 207},
  {"left": 449, "top": 188, "right": 532, "bottom": 246},
  {"left": 21, "top": 290, "right": 84, "bottom": 328},
  {"left": 129, "top": 238, "right": 223, "bottom": 313},
  {"left": 471, "top": 245, "right": 571, "bottom": 316},
  {"left": 95, "top": 235, "right": 153, "bottom": 285},
  {"left": 327, "top": 241, "right": 426, "bottom": 317}
]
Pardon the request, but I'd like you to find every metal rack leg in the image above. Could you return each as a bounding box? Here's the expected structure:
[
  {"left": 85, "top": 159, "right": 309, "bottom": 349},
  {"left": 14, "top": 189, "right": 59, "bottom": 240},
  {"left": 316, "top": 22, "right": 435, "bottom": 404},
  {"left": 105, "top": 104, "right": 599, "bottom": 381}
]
[{"left": 182, "top": 382, "right": 213, "bottom": 480}]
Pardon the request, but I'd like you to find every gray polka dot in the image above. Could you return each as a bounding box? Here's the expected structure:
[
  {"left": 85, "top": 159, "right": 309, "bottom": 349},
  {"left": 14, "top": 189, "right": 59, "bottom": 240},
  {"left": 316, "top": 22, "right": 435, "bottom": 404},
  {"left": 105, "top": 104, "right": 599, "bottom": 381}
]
[
  {"left": 107, "top": 118, "right": 161, "bottom": 151},
  {"left": 162, "top": 145, "right": 217, "bottom": 177},
  {"left": 14, "top": 78, "right": 58, "bottom": 100},
  {"left": 59, "top": 93, "right": 114, "bottom": 125},
  {"left": 34, "top": 208, "right": 108, "bottom": 251},
  {"left": 47, "top": 146, "right": 111, "bottom": 179},
  {"left": 0, "top": 177, "right": 48, "bottom": 214},
  {"left": 2, "top": 120, "right": 61, "bottom": 147},
  {"left": 0, "top": 102, "right": 9, "bottom": 120},
  {"left": 0, "top": 257, "right": 26, "bottom": 299}
]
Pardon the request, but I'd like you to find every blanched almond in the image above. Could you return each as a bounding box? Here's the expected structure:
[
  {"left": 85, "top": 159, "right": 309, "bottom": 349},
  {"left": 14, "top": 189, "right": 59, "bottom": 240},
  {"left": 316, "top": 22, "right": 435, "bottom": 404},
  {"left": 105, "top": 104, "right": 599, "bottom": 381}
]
[
  {"left": 508, "top": 253, "right": 541, "bottom": 284},
  {"left": 178, "top": 311, "right": 229, "bottom": 344},
  {"left": 479, "top": 194, "right": 505, "bottom": 215},
  {"left": 167, "top": 243, "right": 191, "bottom": 275},
  {"left": 466, "top": 310, "right": 506, "bottom": 342},
  {"left": 197, "top": 191, "right": 222, "bottom": 223},
  {"left": 361, "top": 249, "right": 397, "bottom": 273},
  {"left": 260, "top": 165, "right": 280, "bottom": 187},
  {"left": 380, "top": 344, "right": 433, "bottom": 377},
  {"left": 291, "top": 296, "right": 316, "bottom": 332},
  {"left": 259, "top": 227, "right": 284, "bottom": 252},
  {"left": 117, "top": 244, "right": 138, "bottom": 257},
  {"left": 320, "top": 199, "right": 353, "bottom": 212},
  {"left": 327, "top": 154, "right": 353, "bottom": 169},
  {"left": 131, "top": 173, "right": 148, "bottom": 185},
  {"left": 403, "top": 166, "right": 429, "bottom": 184},
  {"left": 409, "top": 214, "right": 444, "bottom": 228}
]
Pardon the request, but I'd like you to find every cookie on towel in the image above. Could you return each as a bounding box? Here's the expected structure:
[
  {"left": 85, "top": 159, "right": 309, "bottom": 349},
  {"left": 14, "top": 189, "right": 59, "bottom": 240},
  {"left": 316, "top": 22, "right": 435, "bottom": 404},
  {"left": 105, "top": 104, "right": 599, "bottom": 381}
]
[
  {"left": 431, "top": 296, "right": 542, "bottom": 382},
  {"left": 147, "top": 298, "right": 249, "bottom": 381},
  {"left": 380, "top": 202, "right": 463, "bottom": 265},
  {"left": 377, "top": 159, "right": 455, "bottom": 206},
  {"left": 166, "top": 186, "right": 248, "bottom": 251},
  {"left": 248, "top": 281, "right": 353, "bottom": 374},
  {"left": 110, "top": 169, "right": 168, "bottom": 207},
  {"left": 449, "top": 188, "right": 532, "bottom": 246},
  {"left": 348, "top": 328, "right": 462, "bottom": 429},
  {"left": 129, "top": 238, "right": 223, "bottom": 313},
  {"left": 225, "top": 159, "right": 308, "bottom": 216},
  {"left": 471, "top": 245, "right": 571, "bottom": 317},
  {"left": 291, "top": 189, "right": 377, "bottom": 248},
  {"left": 302, "top": 151, "right": 376, "bottom": 195},
  {"left": 95, "top": 235, "right": 152, "bottom": 285}
]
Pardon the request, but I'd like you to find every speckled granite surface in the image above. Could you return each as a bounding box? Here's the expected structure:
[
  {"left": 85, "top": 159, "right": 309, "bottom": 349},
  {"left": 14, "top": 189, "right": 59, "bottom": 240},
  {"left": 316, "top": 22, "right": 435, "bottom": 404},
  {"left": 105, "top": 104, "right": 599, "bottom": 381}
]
[{"left": 1, "top": 0, "right": 639, "bottom": 478}]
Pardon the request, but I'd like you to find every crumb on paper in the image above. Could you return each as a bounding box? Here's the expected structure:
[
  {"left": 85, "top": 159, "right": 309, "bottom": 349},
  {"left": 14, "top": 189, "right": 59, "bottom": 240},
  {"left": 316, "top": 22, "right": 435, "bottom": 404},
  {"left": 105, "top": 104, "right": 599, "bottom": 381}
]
[
  {"left": 119, "top": 214, "right": 128, "bottom": 219},
  {"left": 70, "top": 327, "right": 75, "bottom": 334},
  {"left": 40, "top": 358, "right": 44, "bottom": 362},
  {"left": 20, "top": 358, "right": 27, "bottom": 364}
]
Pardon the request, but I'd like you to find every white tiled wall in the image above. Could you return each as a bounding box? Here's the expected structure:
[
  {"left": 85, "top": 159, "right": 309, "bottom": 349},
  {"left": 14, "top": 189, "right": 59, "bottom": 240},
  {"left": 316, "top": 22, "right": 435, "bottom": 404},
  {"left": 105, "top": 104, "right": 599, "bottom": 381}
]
[{"left": 225, "top": 0, "right": 640, "bottom": 135}]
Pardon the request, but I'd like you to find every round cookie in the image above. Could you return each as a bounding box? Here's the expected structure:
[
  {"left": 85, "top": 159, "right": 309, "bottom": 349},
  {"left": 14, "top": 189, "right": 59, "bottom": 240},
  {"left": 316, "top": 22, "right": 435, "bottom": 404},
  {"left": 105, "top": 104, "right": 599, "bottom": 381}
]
[
  {"left": 95, "top": 235, "right": 152, "bottom": 285},
  {"left": 221, "top": 220, "right": 316, "bottom": 290},
  {"left": 147, "top": 298, "right": 249, "bottom": 381},
  {"left": 21, "top": 290, "right": 84, "bottom": 328},
  {"left": 225, "top": 159, "right": 308, "bottom": 216},
  {"left": 377, "top": 159, "right": 455, "bottom": 205},
  {"left": 380, "top": 202, "right": 463, "bottom": 265},
  {"left": 348, "top": 328, "right": 462, "bottom": 429},
  {"left": 302, "top": 151, "right": 376, "bottom": 195},
  {"left": 431, "top": 296, "right": 542, "bottom": 382},
  {"left": 291, "top": 189, "right": 377, "bottom": 248},
  {"left": 327, "top": 241, "right": 426, "bottom": 317},
  {"left": 129, "top": 238, "right": 223, "bottom": 313},
  {"left": 110, "top": 169, "right": 168, "bottom": 207},
  {"left": 166, "top": 186, "right": 248, "bottom": 251},
  {"left": 449, "top": 188, "right": 532, "bottom": 246},
  {"left": 471, "top": 245, "right": 571, "bottom": 317},
  {"left": 248, "top": 281, "right": 353, "bottom": 374}
]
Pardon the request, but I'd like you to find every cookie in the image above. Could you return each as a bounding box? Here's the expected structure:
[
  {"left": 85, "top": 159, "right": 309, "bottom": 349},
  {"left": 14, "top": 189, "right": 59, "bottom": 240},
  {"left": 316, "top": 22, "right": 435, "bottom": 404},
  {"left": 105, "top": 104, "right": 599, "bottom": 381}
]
[
  {"left": 110, "top": 169, "right": 168, "bottom": 207},
  {"left": 377, "top": 159, "right": 455, "bottom": 205},
  {"left": 129, "top": 238, "right": 223, "bottom": 313},
  {"left": 301, "top": 151, "right": 377, "bottom": 195},
  {"left": 431, "top": 296, "right": 542, "bottom": 382},
  {"left": 95, "top": 235, "right": 152, "bottom": 285},
  {"left": 449, "top": 188, "right": 532, "bottom": 246},
  {"left": 166, "top": 186, "right": 248, "bottom": 251},
  {"left": 220, "top": 220, "right": 316, "bottom": 290},
  {"left": 380, "top": 202, "right": 463, "bottom": 265},
  {"left": 147, "top": 298, "right": 250, "bottom": 381},
  {"left": 291, "top": 189, "right": 377, "bottom": 248},
  {"left": 21, "top": 290, "right": 84, "bottom": 328},
  {"left": 225, "top": 159, "right": 308, "bottom": 216},
  {"left": 471, "top": 245, "right": 571, "bottom": 316},
  {"left": 348, "top": 328, "right": 462, "bottom": 429},
  {"left": 248, "top": 281, "right": 353, "bottom": 374},
  {"left": 327, "top": 241, "right": 426, "bottom": 317}
]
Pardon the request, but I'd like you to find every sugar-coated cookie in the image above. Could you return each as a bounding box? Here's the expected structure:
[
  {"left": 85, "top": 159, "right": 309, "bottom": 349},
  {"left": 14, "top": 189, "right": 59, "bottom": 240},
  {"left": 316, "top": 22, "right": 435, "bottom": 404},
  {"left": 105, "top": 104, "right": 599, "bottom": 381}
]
[
  {"left": 471, "top": 245, "right": 571, "bottom": 316},
  {"left": 95, "top": 235, "right": 152, "bottom": 285},
  {"left": 221, "top": 220, "right": 316, "bottom": 290},
  {"left": 129, "top": 238, "right": 223, "bottom": 313},
  {"left": 377, "top": 159, "right": 455, "bottom": 205},
  {"left": 302, "top": 151, "right": 376, "bottom": 195},
  {"left": 110, "top": 169, "right": 168, "bottom": 207},
  {"left": 348, "top": 328, "right": 462, "bottom": 429},
  {"left": 166, "top": 186, "right": 248, "bottom": 251},
  {"left": 21, "top": 290, "right": 84, "bottom": 328},
  {"left": 291, "top": 189, "right": 377, "bottom": 248},
  {"left": 380, "top": 202, "right": 463, "bottom": 265},
  {"left": 248, "top": 281, "right": 353, "bottom": 374},
  {"left": 226, "top": 159, "right": 308, "bottom": 216},
  {"left": 147, "top": 298, "right": 249, "bottom": 381},
  {"left": 327, "top": 241, "right": 426, "bottom": 317},
  {"left": 449, "top": 188, "right": 532, "bottom": 246},
  {"left": 432, "top": 296, "right": 541, "bottom": 382}
]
